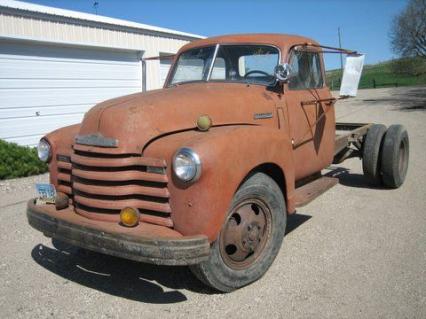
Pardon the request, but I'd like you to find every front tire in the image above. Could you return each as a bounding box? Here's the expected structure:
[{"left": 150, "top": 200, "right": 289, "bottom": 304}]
[{"left": 190, "top": 172, "right": 286, "bottom": 292}]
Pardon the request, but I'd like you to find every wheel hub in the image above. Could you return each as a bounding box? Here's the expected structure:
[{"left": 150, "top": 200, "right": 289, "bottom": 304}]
[
  {"left": 242, "top": 223, "right": 261, "bottom": 250},
  {"left": 219, "top": 199, "right": 272, "bottom": 269}
]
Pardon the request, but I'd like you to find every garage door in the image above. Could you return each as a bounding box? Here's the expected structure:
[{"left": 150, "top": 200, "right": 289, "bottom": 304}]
[
  {"left": 0, "top": 40, "right": 142, "bottom": 146},
  {"left": 160, "top": 55, "right": 173, "bottom": 87}
]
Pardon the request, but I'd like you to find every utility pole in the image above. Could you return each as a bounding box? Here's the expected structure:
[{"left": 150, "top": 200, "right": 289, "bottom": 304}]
[
  {"left": 93, "top": 1, "right": 99, "bottom": 15},
  {"left": 338, "top": 27, "right": 343, "bottom": 76}
]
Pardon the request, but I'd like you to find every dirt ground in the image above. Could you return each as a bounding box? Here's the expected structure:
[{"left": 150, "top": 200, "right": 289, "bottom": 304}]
[{"left": 0, "top": 86, "right": 425, "bottom": 319}]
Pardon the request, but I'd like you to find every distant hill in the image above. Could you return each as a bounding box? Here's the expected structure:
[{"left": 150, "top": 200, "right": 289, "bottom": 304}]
[{"left": 326, "top": 57, "right": 426, "bottom": 90}]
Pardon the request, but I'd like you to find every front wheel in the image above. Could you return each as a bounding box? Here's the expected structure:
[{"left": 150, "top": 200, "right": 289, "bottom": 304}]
[{"left": 190, "top": 172, "right": 286, "bottom": 292}]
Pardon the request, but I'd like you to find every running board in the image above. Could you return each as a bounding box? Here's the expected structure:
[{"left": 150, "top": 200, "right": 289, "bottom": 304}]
[{"left": 294, "top": 176, "right": 339, "bottom": 207}]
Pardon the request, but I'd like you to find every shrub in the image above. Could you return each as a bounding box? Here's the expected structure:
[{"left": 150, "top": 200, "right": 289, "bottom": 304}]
[{"left": 0, "top": 140, "right": 48, "bottom": 180}]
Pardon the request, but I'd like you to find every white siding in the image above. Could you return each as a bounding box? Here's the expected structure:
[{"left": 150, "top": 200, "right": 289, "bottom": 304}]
[
  {"left": 0, "top": 40, "right": 142, "bottom": 146},
  {"left": 0, "top": 10, "right": 194, "bottom": 90}
]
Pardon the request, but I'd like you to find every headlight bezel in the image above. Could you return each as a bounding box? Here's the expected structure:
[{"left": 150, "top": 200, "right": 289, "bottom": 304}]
[
  {"left": 172, "top": 147, "right": 202, "bottom": 183},
  {"left": 37, "top": 138, "right": 52, "bottom": 163}
]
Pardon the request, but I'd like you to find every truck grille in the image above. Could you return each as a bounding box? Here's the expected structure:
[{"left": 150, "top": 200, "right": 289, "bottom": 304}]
[
  {"left": 59, "top": 144, "right": 172, "bottom": 228},
  {"left": 56, "top": 154, "right": 72, "bottom": 196}
]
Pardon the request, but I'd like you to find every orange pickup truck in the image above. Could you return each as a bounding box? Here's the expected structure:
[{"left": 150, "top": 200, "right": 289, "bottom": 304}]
[{"left": 27, "top": 34, "right": 409, "bottom": 292}]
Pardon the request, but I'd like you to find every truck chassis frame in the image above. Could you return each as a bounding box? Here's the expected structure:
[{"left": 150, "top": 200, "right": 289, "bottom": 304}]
[{"left": 334, "top": 122, "right": 372, "bottom": 164}]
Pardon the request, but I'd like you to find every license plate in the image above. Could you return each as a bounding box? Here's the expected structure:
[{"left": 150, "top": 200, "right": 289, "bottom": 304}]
[{"left": 35, "top": 183, "right": 56, "bottom": 204}]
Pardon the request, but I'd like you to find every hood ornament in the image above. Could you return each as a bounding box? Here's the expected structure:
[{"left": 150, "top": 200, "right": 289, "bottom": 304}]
[{"left": 196, "top": 115, "right": 212, "bottom": 131}]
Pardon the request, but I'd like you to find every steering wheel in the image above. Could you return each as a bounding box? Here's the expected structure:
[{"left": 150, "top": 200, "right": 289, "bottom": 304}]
[{"left": 244, "top": 70, "right": 270, "bottom": 78}]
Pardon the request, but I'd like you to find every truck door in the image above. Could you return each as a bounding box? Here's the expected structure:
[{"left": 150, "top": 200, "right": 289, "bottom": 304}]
[{"left": 284, "top": 48, "right": 336, "bottom": 180}]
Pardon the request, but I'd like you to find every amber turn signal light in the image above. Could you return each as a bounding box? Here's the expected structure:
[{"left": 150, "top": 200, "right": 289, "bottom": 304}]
[{"left": 120, "top": 207, "right": 140, "bottom": 227}]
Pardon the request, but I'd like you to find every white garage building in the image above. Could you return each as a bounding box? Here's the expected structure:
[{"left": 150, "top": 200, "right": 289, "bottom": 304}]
[{"left": 0, "top": 0, "right": 203, "bottom": 146}]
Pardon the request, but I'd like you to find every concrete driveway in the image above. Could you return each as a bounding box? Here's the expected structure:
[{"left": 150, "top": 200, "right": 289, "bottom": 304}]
[{"left": 0, "top": 86, "right": 425, "bottom": 318}]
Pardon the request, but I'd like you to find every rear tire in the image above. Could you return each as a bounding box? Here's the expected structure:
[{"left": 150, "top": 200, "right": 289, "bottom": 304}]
[
  {"left": 362, "top": 124, "right": 387, "bottom": 185},
  {"left": 190, "top": 172, "right": 286, "bottom": 292},
  {"left": 381, "top": 125, "right": 409, "bottom": 188}
]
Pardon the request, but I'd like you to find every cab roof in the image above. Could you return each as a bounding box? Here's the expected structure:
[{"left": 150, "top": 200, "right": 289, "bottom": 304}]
[{"left": 180, "top": 33, "right": 320, "bottom": 57}]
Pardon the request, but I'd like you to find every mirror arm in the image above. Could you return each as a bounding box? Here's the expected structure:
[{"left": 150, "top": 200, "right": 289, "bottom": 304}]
[{"left": 296, "top": 42, "right": 358, "bottom": 55}]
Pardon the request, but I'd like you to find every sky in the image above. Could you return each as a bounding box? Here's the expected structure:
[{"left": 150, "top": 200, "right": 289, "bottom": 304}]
[{"left": 23, "top": 0, "right": 408, "bottom": 70}]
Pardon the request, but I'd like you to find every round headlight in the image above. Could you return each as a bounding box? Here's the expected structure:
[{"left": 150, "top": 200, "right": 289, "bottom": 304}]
[
  {"left": 173, "top": 147, "right": 201, "bottom": 182},
  {"left": 37, "top": 138, "right": 51, "bottom": 162}
]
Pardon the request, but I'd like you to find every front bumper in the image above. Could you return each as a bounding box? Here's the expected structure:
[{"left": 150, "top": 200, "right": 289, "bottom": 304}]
[{"left": 27, "top": 199, "right": 210, "bottom": 265}]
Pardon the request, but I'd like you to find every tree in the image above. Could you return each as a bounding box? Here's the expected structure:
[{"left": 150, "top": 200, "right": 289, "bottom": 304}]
[{"left": 390, "top": 0, "right": 426, "bottom": 57}]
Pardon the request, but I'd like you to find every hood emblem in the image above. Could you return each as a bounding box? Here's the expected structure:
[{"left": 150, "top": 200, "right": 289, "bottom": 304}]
[
  {"left": 75, "top": 133, "right": 118, "bottom": 148},
  {"left": 254, "top": 112, "right": 273, "bottom": 120}
]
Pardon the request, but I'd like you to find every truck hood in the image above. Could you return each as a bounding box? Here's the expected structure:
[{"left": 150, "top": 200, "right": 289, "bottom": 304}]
[{"left": 78, "top": 83, "right": 274, "bottom": 153}]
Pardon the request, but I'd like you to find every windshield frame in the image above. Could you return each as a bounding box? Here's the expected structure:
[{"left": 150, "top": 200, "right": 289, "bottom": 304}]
[{"left": 166, "top": 43, "right": 282, "bottom": 88}]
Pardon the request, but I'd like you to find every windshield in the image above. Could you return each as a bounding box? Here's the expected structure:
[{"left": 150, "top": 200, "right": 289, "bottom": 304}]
[{"left": 168, "top": 45, "right": 279, "bottom": 86}]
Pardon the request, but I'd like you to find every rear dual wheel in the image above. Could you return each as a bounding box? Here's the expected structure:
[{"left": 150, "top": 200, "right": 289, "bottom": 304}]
[
  {"left": 362, "top": 124, "right": 409, "bottom": 188},
  {"left": 190, "top": 173, "right": 286, "bottom": 292},
  {"left": 362, "top": 124, "right": 387, "bottom": 185},
  {"left": 381, "top": 125, "right": 409, "bottom": 188}
]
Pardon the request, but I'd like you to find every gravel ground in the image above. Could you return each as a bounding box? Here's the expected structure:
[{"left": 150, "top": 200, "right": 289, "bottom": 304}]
[{"left": 0, "top": 86, "right": 425, "bottom": 319}]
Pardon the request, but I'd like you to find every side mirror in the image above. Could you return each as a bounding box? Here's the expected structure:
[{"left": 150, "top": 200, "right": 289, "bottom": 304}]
[
  {"left": 274, "top": 63, "right": 291, "bottom": 83},
  {"left": 340, "top": 54, "right": 365, "bottom": 97}
]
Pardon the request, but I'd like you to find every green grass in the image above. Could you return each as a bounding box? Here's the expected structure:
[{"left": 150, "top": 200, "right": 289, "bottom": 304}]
[
  {"left": 0, "top": 140, "right": 48, "bottom": 180},
  {"left": 326, "top": 57, "right": 426, "bottom": 90}
]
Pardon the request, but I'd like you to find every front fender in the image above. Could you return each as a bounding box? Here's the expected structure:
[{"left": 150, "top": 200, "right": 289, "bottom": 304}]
[{"left": 144, "top": 125, "right": 295, "bottom": 242}]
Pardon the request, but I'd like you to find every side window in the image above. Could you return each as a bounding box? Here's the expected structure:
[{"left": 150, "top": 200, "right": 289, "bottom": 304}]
[{"left": 288, "top": 51, "right": 324, "bottom": 90}]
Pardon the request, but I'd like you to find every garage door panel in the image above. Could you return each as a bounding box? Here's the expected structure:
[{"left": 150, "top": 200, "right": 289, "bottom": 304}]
[
  {"left": 0, "top": 87, "right": 139, "bottom": 108},
  {"left": 0, "top": 113, "right": 84, "bottom": 139},
  {"left": 0, "top": 41, "right": 140, "bottom": 63},
  {"left": 0, "top": 59, "right": 140, "bottom": 80},
  {"left": 3, "top": 132, "right": 55, "bottom": 145},
  {"left": 1, "top": 78, "right": 141, "bottom": 89},
  {"left": 6, "top": 134, "right": 44, "bottom": 147},
  {"left": 0, "top": 103, "right": 93, "bottom": 119},
  {"left": 0, "top": 54, "right": 140, "bottom": 65}
]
